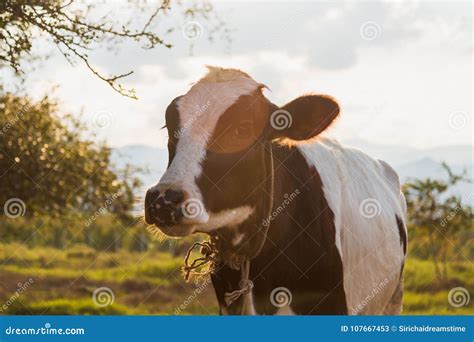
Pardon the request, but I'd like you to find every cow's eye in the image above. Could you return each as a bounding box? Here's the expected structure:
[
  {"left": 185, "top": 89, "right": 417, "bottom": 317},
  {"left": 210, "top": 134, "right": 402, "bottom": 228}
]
[{"left": 234, "top": 120, "right": 253, "bottom": 139}]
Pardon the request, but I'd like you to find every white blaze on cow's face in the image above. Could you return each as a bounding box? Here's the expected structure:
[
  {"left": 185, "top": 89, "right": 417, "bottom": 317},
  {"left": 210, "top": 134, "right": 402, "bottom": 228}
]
[{"left": 144, "top": 67, "right": 266, "bottom": 236}]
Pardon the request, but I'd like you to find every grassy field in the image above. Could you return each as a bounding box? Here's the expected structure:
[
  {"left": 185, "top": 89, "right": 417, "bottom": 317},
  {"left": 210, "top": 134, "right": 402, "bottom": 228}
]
[{"left": 0, "top": 242, "right": 472, "bottom": 315}]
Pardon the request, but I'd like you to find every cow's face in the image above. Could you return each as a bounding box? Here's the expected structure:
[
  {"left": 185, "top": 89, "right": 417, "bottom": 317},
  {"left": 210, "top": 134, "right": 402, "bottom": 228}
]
[{"left": 144, "top": 67, "right": 339, "bottom": 237}]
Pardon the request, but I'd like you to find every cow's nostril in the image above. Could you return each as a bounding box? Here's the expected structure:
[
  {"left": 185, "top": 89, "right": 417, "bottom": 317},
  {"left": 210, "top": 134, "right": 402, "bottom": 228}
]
[
  {"left": 144, "top": 187, "right": 161, "bottom": 224},
  {"left": 164, "top": 189, "right": 184, "bottom": 204},
  {"left": 146, "top": 187, "right": 160, "bottom": 203}
]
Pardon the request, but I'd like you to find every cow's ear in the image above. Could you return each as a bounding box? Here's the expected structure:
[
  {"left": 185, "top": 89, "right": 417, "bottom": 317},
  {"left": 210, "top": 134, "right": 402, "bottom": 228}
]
[{"left": 268, "top": 95, "right": 339, "bottom": 141}]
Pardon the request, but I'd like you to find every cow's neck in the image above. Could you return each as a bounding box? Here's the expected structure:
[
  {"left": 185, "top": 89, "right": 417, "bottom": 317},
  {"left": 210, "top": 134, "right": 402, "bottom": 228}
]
[
  {"left": 250, "top": 142, "right": 337, "bottom": 279},
  {"left": 256, "top": 143, "right": 311, "bottom": 256}
]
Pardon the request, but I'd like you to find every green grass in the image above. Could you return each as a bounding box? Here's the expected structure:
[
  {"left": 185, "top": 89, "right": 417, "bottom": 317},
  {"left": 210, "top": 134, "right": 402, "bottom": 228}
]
[
  {"left": 0, "top": 242, "right": 471, "bottom": 315},
  {"left": 6, "top": 299, "right": 130, "bottom": 315},
  {"left": 0, "top": 243, "right": 218, "bottom": 315},
  {"left": 403, "top": 291, "right": 471, "bottom": 315},
  {"left": 0, "top": 243, "right": 181, "bottom": 285}
]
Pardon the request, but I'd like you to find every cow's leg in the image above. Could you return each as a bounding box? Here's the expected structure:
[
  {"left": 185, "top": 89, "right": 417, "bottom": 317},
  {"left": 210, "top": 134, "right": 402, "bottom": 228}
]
[{"left": 382, "top": 276, "right": 403, "bottom": 315}]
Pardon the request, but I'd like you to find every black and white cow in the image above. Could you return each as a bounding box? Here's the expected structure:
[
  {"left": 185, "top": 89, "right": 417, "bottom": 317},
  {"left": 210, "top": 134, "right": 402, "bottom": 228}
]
[{"left": 145, "top": 66, "right": 407, "bottom": 315}]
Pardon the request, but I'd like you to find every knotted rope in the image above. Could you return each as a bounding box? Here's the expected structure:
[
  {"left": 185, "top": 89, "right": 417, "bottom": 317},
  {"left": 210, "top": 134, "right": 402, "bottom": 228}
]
[{"left": 224, "top": 259, "right": 253, "bottom": 306}]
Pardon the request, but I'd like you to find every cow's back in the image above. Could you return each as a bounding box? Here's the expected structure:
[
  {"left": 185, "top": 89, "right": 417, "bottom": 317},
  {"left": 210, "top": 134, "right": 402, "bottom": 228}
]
[{"left": 298, "top": 137, "right": 407, "bottom": 314}]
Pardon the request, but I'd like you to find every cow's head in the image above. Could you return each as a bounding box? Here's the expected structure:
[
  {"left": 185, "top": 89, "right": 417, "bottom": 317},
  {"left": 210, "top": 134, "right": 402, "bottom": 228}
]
[{"left": 144, "top": 66, "right": 339, "bottom": 237}]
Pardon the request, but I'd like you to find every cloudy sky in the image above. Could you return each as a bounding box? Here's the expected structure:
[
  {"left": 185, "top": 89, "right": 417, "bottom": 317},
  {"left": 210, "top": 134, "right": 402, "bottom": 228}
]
[{"left": 3, "top": 0, "right": 473, "bottom": 149}]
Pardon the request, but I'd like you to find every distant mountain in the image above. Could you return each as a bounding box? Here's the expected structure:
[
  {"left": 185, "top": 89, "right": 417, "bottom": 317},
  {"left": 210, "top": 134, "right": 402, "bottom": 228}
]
[
  {"left": 395, "top": 157, "right": 472, "bottom": 204},
  {"left": 345, "top": 139, "right": 472, "bottom": 204},
  {"left": 345, "top": 138, "right": 472, "bottom": 166},
  {"left": 396, "top": 157, "right": 447, "bottom": 180},
  {"left": 112, "top": 140, "right": 473, "bottom": 204}
]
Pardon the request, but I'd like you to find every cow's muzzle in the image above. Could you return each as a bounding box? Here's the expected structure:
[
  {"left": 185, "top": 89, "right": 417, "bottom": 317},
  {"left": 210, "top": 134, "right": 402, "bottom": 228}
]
[{"left": 144, "top": 186, "right": 186, "bottom": 226}]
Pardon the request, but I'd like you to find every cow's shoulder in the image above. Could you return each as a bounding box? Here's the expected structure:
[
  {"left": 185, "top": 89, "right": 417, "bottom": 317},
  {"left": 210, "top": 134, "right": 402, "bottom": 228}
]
[
  {"left": 297, "top": 136, "right": 402, "bottom": 198},
  {"left": 296, "top": 135, "right": 406, "bottom": 245}
]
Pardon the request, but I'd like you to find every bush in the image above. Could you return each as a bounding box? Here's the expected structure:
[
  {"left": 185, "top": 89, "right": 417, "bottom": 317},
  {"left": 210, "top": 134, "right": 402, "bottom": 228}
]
[{"left": 0, "top": 93, "right": 139, "bottom": 220}]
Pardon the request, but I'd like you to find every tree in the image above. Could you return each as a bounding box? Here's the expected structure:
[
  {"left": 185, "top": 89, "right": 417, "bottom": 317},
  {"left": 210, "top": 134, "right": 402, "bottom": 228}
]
[
  {"left": 0, "top": 0, "right": 224, "bottom": 98},
  {"left": 0, "top": 92, "right": 139, "bottom": 220},
  {"left": 403, "top": 163, "right": 473, "bottom": 284}
]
